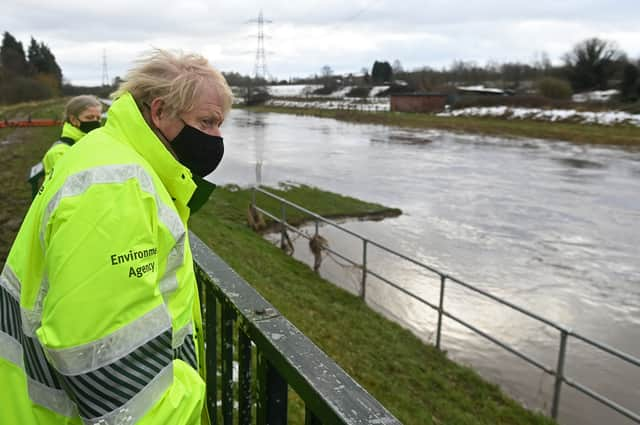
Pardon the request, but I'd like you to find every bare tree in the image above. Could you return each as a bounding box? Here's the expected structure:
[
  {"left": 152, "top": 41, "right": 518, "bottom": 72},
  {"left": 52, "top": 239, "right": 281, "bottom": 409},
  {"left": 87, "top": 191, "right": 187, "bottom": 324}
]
[
  {"left": 392, "top": 59, "right": 403, "bottom": 74},
  {"left": 563, "top": 37, "right": 622, "bottom": 91}
]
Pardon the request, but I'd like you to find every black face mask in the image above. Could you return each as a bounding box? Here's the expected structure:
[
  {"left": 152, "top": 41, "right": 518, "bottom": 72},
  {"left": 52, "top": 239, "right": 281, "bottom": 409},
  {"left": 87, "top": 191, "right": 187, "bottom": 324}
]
[
  {"left": 78, "top": 120, "right": 101, "bottom": 133},
  {"left": 168, "top": 120, "right": 224, "bottom": 178}
]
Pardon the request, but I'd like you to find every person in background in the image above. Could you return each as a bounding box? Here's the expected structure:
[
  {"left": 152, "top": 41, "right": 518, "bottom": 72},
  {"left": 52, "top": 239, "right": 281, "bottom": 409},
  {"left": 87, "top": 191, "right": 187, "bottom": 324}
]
[
  {"left": 1, "top": 49, "right": 232, "bottom": 425},
  {"left": 42, "top": 94, "right": 103, "bottom": 177}
]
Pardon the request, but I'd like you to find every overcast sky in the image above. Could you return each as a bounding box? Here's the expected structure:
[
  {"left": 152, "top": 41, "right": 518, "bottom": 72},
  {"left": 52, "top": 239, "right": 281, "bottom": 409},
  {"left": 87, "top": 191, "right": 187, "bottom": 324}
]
[{"left": 2, "top": 0, "right": 639, "bottom": 86}]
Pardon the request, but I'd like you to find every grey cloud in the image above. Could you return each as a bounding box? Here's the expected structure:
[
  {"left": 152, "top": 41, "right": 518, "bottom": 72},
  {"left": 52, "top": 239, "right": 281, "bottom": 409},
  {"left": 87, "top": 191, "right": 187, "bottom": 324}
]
[{"left": 2, "top": 0, "right": 638, "bottom": 84}]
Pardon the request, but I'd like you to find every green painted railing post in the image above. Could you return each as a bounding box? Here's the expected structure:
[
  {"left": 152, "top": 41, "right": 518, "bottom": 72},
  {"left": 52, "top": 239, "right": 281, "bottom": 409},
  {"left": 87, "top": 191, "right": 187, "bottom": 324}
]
[
  {"left": 552, "top": 330, "right": 569, "bottom": 420},
  {"left": 238, "top": 327, "right": 252, "bottom": 425},
  {"left": 361, "top": 239, "right": 368, "bottom": 300},
  {"left": 436, "top": 275, "right": 446, "bottom": 350},
  {"left": 280, "top": 203, "right": 287, "bottom": 250}
]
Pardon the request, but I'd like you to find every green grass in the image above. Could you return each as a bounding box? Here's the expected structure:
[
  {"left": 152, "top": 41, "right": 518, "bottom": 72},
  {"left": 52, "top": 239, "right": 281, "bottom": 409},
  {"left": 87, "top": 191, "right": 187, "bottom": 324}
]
[
  {"left": 1, "top": 99, "right": 556, "bottom": 425},
  {"left": 242, "top": 105, "right": 640, "bottom": 147},
  {"left": 0, "top": 97, "right": 66, "bottom": 120},
  {"left": 220, "top": 183, "right": 401, "bottom": 231},
  {"left": 0, "top": 125, "right": 59, "bottom": 263}
]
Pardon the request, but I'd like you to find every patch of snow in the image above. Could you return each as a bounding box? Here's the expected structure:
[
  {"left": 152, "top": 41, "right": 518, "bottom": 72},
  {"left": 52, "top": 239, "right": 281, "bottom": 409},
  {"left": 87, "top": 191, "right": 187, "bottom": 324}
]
[
  {"left": 369, "top": 86, "right": 389, "bottom": 97},
  {"left": 325, "top": 86, "right": 355, "bottom": 98},
  {"left": 457, "top": 85, "right": 505, "bottom": 95},
  {"left": 267, "top": 84, "right": 323, "bottom": 97},
  {"left": 437, "top": 106, "right": 640, "bottom": 127},
  {"left": 572, "top": 89, "right": 619, "bottom": 103},
  {"left": 266, "top": 98, "right": 389, "bottom": 112}
]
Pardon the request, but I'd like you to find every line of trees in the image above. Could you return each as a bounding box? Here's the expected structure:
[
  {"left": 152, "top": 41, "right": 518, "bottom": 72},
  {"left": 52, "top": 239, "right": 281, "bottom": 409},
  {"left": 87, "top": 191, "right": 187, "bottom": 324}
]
[
  {"left": 255, "top": 37, "right": 640, "bottom": 103},
  {"left": 391, "top": 38, "right": 638, "bottom": 101},
  {"left": 0, "top": 31, "right": 63, "bottom": 104}
]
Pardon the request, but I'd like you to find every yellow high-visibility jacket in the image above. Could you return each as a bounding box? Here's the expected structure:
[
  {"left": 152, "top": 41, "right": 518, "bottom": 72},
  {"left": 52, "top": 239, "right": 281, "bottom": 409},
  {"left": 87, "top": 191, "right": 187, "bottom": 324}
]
[
  {"left": 1, "top": 92, "right": 209, "bottom": 425},
  {"left": 42, "top": 122, "right": 86, "bottom": 177}
]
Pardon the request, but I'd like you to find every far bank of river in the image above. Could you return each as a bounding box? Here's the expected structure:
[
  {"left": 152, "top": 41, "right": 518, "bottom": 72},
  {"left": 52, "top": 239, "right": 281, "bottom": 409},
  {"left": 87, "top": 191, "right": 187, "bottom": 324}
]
[{"left": 241, "top": 104, "right": 640, "bottom": 147}]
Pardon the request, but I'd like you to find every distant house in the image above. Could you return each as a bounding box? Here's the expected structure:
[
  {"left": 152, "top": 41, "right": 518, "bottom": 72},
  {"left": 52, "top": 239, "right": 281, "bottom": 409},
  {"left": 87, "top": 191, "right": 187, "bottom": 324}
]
[{"left": 390, "top": 93, "right": 450, "bottom": 113}]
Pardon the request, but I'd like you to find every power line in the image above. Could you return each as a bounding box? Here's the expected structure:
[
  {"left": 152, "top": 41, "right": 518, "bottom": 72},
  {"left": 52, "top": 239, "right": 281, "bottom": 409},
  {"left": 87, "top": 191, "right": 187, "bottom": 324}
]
[{"left": 329, "top": 1, "right": 381, "bottom": 31}]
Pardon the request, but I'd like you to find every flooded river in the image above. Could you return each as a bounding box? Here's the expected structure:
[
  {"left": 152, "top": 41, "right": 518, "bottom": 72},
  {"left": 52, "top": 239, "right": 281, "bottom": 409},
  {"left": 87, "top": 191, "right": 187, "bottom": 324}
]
[{"left": 211, "top": 109, "right": 640, "bottom": 425}]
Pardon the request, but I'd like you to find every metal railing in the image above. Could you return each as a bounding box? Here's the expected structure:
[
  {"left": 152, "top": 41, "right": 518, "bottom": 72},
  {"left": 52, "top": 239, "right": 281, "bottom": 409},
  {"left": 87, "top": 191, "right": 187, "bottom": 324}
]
[
  {"left": 190, "top": 232, "right": 402, "bottom": 425},
  {"left": 251, "top": 186, "right": 640, "bottom": 424}
]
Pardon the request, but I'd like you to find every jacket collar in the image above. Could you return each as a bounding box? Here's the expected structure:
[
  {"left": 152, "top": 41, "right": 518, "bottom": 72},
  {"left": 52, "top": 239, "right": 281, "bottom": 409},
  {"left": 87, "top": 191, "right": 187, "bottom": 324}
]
[
  {"left": 105, "top": 92, "right": 197, "bottom": 208},
  {"left": 61, "top": 122, "right": 85, "bottom": 143}
]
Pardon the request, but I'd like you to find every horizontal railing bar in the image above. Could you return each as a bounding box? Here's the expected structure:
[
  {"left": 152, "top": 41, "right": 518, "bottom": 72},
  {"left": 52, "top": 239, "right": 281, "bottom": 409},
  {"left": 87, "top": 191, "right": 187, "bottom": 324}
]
[
  {"left": 256, "top": 189, "right": 565, "bottom": 331},
  {"left": 254, "top": 206, "right": 282, "bottom": 224},
  {"left": 569, "top": 331, "right": 640, "bottom": 368},
  {"left": 255, "top": 187, "right": 365, "bottom": 239},
  {"left": 256, "top": 206, "right": 361, "bottom": 267},
  {"left": 446, "top": 275, "right": 566, "bottom": 332},
  {"left": 322, "top": 245, "right": 360, "bottom": 267},
  {"left": 256, "top": 190, "right": 446, "bottom": 276},
  {"left": 366, "top": 239, "right": 445, "bottom": 276},
  {"left": 367, "top": 269, "right": 440, "bottom": 312},
  {"left": 442, "top": 310, "right": 555, "bottom": 375},
  {"left": 563, "top": 377, "right": 640, "bottom": 423}
]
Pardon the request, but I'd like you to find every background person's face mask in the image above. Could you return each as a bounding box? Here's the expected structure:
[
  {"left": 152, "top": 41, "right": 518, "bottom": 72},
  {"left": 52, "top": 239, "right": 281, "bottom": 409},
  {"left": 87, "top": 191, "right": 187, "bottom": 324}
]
[{"left": 78, "top": 120, "right": 101, "bottom": 133}]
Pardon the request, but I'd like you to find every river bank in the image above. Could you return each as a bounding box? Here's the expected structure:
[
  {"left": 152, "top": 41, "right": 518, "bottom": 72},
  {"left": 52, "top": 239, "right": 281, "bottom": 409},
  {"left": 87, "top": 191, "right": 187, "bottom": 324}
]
[{"left": 240, "top": 104, "right": 640, "bottom": 147}]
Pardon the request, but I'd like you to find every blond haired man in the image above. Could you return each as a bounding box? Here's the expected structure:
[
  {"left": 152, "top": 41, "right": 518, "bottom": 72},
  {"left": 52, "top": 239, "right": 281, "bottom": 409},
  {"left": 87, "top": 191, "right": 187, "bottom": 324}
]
[{"left": 1, "top": 49, "right": 232, "bottom": 425}]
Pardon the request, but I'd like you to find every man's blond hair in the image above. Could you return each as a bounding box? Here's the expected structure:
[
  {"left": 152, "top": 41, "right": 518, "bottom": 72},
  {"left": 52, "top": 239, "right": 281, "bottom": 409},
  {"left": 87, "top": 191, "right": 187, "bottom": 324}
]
[{"left": 113, "top": 49, "right": 233, "bottom": 117}]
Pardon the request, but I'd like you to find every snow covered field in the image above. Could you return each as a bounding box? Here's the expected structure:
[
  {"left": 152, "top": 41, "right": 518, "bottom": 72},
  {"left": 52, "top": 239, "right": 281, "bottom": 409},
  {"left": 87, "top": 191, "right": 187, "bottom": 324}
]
[
  {"left": 265, "top": 84, "right": 388, "bottom": 98},
  {"left": 266, "top": 98, "right": 390, "bottom": 111},
  {"left": 237, "top": 85, "right": 640, "bottom": 127},
  {"left": 437, "top": 106, "right": 640, "bottom": 126},
  {"left": 261, "top": 84, "right": 391, "bottom": 110},
  {"left": 266, "top": 84, "right": 322, "bottom": 97}
]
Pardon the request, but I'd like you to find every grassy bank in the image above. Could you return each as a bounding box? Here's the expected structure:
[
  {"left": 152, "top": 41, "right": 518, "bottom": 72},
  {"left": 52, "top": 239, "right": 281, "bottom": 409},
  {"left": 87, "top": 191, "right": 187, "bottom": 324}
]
[
  {"left": 1, "top": 100, "right": 555, "bottom": 425},
  {"left": 0, "top": 97, "right": 66, "bottom": 121},
  {"left": 0, "top": 125, "right": 59, "bottom": 263},
  {"left": 243, "top": 105, "right": 640, "bottom": 147}
]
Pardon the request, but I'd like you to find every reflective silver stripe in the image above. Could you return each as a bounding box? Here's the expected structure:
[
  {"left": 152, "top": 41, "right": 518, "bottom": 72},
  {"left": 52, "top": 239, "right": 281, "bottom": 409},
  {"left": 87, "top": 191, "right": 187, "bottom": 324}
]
[
  {"left": 83, "top": 363, "right": 173, "bottom": 425},
  {"left": 21, "top": 277, "right": 48, "bottom": 337},
  {"left": 0, "top": 265, "right": 21, "bottom": 299},
  {"left": 0, "top": 330, "right": 23, "bottom": 368},
  {"left": 172, "top": 322, "right": 193, "bottom": 349},
  {"left": 157, "top": 202, "right": 185, "bottom": 297},
  {"left": 30, "top": 161, "right": 44, "bottom": 179},
  {"left": 28, "top": 377, "right": 77, "bottom": 418},
  {"left": 41, "top": 164, "right": 183, "bottom": 248},
  {"left": 158, "top": 272, "right": 178, "bottom": 296},
  {"left": 46, "top": 304, "right": 172, "bottom": 376},
  {"left": 157, "top": 198, "right": 185, "bottom": 246}
]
